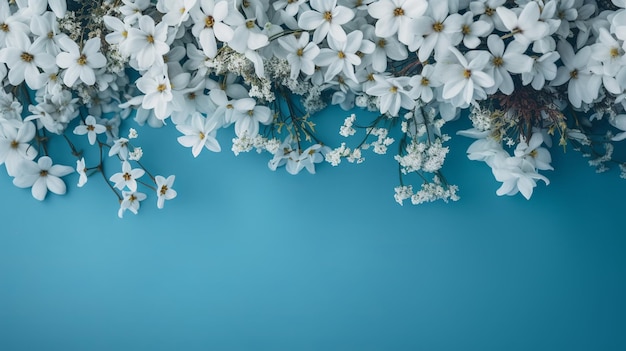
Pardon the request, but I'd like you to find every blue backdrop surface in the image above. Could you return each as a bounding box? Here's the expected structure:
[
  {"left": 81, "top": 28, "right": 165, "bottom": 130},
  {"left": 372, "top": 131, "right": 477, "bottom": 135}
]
[{"left": 0, "top": 106, "right": 625, "bottom": 350}]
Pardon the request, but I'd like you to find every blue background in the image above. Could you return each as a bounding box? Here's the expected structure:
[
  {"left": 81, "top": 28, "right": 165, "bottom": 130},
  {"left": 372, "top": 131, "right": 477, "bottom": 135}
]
[{"left": 0, "top": 106, "right": 625, "bottom": 350}]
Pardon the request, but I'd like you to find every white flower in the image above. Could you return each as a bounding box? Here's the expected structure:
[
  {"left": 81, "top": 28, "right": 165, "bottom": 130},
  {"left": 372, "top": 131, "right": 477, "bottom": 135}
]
[
  {"left": 361, "top": 24, "right": 408, "bottom": 72},
  {"left": 0, "top": 2, "right": 30, "bottom": 46},
  {"left": 437, "top": 47, "right": 495, "bottom": 107},
  {"left": 409, "top": 1, "right": 458, "bottom": 60},
  {"left": 277, "top": 32, "right": 320, "bottom": 80},
  {"left": 126, "top": 15, "right": 170, "bottom": 70},
  {"left": 135, "top": 72, "right": 174, "bottom": 120},
  {"left": 551, "top": 40, "right": 601, "bottom": 108},
  {"left": 30, "top": 12, "right": 63, "bottom": 56},
  {"left": 297, "top": 144, "right": 330, "bottom": 174},
  {"left": 229, "top": 99, "right": 272, "bottom": 138},
  {"left": 484, "top": 34, "right": 533, "bottom": 95},
  {"left": 0, "top": 120, "right": 37, "bottom": 176},
  {"left": 76, "top": 157, "right": 87, "bottom": 187},
  {"left": 176, "top": 112, "right": 221, "bottom": 157},
  {"left": 103, "top": 15, "right": 133, "bottom": 57},
  {"left": 227, "top": 17, "right": 269, "bottom": 53},
  {"left": 0, "top": 32, "right": 55, "bottom": 89},
  {"left": 367, "top": 0, "right": 427, "bottom": 45},
  {"left": 118, "top": 191, "right": 147, "bottom": 218},
  {"left": 56, "top": 36, "right": 107, "bottom": 87},
  {"left": 12, "top": 156, "right": 74, "bottom": 201},
  {"left": 315, "top": 30, "right": 365, "bottom": 83},
  {"left": 490, "top": 153, "right": 549, "bottom": 200},
  {"left": 155, "top": 175, "right": 177, "bottom": 209},
  {"left": 273, "top": 0, "right": 306, "bottom": 17},
  {"left": 298, "top": 0, "right": 355, "bottom": 43},
  {"left": 521, "top": 51, "right": 559, "bottom": 90},
  {"left": 496, "top": 2, "right": 550, "bottom": 46},
  {"left": 408, "top": 64, "right": 437, "bottom": 103},
  {"left": 73, "top": 115, "right": 106, "bottom": 145},
  {"left": 109, "top": 160, "right": 145, "bottom": 192},
  {"left": 513, "top": 132, "right": 553, "bottom": 171},
  {"left": 109, "top": 138, "right": 130, "bottom": 160},
  {"left": 366, "top": 76, "right": 415, "bottom": 116},
  {"left": 448, "top": 11, "right": 492, "bottom": 49},
  {"left": 159, "top": 0, "right": 198, "bottom": 27},
  {"left": 189, "top": 0, "right": 234, "bottom": 58},
  {"left": 119, "top": 0, "right": 151, "bottom": 24}
]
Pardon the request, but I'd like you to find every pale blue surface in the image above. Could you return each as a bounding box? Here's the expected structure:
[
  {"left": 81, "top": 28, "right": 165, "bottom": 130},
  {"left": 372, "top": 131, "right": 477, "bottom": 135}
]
[{"left": 1, "top": 106, "right": 625, "bottom": 350}]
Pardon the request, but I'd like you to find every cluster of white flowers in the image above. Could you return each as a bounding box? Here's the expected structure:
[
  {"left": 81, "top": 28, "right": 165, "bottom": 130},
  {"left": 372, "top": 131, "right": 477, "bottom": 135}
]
[{"left": 1, "top": 0, "right": 626, "bottom": 214}]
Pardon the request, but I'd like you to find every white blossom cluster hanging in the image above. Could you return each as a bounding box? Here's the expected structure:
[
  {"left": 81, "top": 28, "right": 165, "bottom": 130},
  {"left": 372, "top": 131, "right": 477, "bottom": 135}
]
[{"left": 0, "top": 0, "right": 625, "bottom": 216}]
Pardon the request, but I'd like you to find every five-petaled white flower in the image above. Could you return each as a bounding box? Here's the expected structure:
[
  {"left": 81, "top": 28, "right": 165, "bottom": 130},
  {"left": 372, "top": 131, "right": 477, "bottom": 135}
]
[
  {"left": 110, "top": 160, "right": 145, "bottom": 192},
  {"left": 56, "top": 36, "right": 106, "bottom": 87},
  {"left": 126, "top": 15, "right": 170, "bottom": 70},
  {"left": 13, "top": 156, "right": 74, "bottom": 201},
  {"left": 0, "top": 32, "right": 55, "bottom": 89},
  {"left": 176, "top": 112, "right": 221, "bottom": 157},
  {"left": 298, "top": 0, "right": 355, "bottom": 43}
]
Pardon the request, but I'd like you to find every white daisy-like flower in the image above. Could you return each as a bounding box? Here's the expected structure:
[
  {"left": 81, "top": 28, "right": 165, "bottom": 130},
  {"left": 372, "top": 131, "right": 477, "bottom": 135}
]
[
  {"left": 55, "top": 36, "right": 107, "bottom": 87},
  {"left": 12, "top": 156, "right": 74, "bottom": 201}
]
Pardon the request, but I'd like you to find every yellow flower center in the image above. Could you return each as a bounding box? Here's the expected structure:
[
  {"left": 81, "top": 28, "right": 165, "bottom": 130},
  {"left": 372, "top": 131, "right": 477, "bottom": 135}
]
[
  {"left": 463, "top": 69, "right": 472, "bottom": 79},
  {"left": 433, "top": 22, "right": 444, "bottom": 32},
  {"left": 40, "top": 170, "right": 48, "bottom": 177},
  {"left": 485, "top": 7, "right": 495, "bottom": 16},
  {"left": 10, "top": 140, "right": 18, "bottom": 149},
  {"left": 393, "top": 7, "right": 404, "bottom": 16},
  {"left": 157, "top": 84, "right": 167, "bottom": 92},
  {"left": 146, "top": 34, "right": 154, "bottom": 43},
  {"left": 323, "top": 11, "right": 332, "bottom": 21},
  {"left": 610, "top": 47, "right": 620, "bottom": 58},
  {"left": 246, "top": 20, "right": 255, "bottom": 29},
  {"left": 296, "top": 48, "right": 304, "bottom": 56},
  {"left": 205, "top": 16, "right": 214, "bottom": 28},
  {"left": 160, "top": 185, "right": 169, "bottom": 195},
  {"left": 492, "top": 57, "right": 504, "bottom": 67},
  {"left": 570, "top": 69, "right": 578, "bottom": 79},
  {"left": 389, "top": 86, "right": 398, "bottom": 93},
  {"left": 20, "top": 52, "right": 33, "bottom": 63},
  {"left": 421, "top": 77, "right": 430, "bottom": 86},
  {"left": 0, "top": 23, "right": 8, "bottom": 32},
  {"left": 462, "top": 25, "right": 471, "bottom": 35},
  {"left": 337, "top": 51, "right": 345, "bottom": 59},
  {"left": 377, "top": 39, "right": 386, "bottom": 48},
  {"left": 123, "top": 173, "right": 132, "bottom": 181}
]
